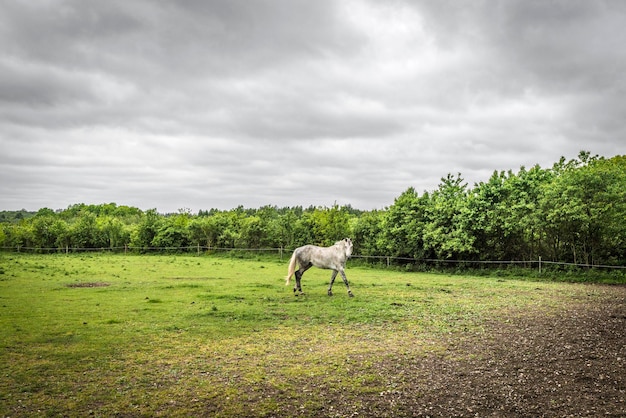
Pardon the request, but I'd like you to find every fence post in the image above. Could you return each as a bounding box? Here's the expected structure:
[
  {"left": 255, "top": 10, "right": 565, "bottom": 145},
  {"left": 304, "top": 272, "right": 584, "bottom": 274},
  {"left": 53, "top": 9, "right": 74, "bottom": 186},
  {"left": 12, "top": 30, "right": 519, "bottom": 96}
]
[{"left": 539, "top": 256, "right": 542, "bottom": 275}]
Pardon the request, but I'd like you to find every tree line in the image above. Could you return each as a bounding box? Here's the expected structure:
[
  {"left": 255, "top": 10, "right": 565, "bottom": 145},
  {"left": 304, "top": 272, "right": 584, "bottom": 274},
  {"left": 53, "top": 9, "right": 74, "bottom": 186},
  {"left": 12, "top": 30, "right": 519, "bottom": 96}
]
[{"left": 2, "top": 152, "right": 625, "bottom": 267}]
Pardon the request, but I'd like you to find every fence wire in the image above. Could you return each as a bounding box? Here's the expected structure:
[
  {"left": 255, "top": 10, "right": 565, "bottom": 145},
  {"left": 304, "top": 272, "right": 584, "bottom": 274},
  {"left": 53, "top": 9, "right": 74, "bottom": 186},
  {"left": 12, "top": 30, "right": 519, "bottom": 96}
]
[{"left": 2, "top": 245, "right": 626, "bottom": 270}]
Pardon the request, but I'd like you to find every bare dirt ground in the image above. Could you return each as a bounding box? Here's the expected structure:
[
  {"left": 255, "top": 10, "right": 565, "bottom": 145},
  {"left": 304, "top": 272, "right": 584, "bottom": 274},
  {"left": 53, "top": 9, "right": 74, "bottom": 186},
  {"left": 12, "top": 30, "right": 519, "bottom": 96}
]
[
  {"left": 272, "top": 285, "right": 625, "bottom": 417},
  {"left": 359, "top": 285, "right": 626, "bottom": 417}
]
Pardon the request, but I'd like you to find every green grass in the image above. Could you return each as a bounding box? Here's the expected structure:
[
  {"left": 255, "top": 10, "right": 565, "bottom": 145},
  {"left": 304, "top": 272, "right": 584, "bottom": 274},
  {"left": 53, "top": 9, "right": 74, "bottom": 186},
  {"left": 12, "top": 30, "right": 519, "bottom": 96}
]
[{"left": 0, "top": 253, "right": 613, "bottom": 417}]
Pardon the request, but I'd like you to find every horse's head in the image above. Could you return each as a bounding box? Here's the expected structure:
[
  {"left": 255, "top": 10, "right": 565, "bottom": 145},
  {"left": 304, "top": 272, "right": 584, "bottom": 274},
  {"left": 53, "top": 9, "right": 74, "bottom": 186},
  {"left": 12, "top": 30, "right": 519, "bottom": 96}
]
[{"left": 343, "top": 238, "right": 353, "bottom": 257}]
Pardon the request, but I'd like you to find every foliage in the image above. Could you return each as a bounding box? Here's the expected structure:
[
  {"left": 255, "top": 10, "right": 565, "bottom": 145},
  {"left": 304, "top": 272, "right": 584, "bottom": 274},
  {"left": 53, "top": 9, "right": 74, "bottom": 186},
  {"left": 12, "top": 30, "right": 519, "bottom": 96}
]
[
  {"left": 381, "top": 187, "right": 429, "bottom": 259},
  {"left": 540, "top": 154, "right": 626, "bottom": 265},
  {"left": 1, "top": 152, "right": 625, "bottom": 268},
  {"left": 422, "top": 173, "right": 474, "bottom": 259}
]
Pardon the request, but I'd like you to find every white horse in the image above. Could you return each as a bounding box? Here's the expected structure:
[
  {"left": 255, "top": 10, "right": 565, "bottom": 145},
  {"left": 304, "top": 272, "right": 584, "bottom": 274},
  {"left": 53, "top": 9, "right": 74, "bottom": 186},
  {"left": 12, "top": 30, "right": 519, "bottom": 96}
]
[{"left": 285, "top": 238, "right": 354, "bottom": 297}]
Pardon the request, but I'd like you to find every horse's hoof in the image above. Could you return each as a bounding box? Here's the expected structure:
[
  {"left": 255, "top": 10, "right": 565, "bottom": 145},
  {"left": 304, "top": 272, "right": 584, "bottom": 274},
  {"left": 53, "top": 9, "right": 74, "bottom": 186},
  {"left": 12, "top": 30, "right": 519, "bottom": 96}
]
[
  {"left": 327, "top": 291, "right": 333, "bottom": 296},
  {"left": 348, "top": 292, "right": 354, "bottom": 298}
]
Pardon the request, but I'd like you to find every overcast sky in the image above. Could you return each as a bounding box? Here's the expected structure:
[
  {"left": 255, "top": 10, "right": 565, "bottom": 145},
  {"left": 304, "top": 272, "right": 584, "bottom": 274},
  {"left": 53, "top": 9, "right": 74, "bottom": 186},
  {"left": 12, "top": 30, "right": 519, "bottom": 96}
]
[{"left": 1, "top": 0, "right": 625, "bottom": 213}]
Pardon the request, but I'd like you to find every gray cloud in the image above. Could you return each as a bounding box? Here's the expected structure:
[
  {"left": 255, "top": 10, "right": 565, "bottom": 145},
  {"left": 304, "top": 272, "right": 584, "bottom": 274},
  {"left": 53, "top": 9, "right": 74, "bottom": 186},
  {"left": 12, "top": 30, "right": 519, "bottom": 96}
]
[{"left": 1, "top": 0, "right": 625, "bottom": 212}]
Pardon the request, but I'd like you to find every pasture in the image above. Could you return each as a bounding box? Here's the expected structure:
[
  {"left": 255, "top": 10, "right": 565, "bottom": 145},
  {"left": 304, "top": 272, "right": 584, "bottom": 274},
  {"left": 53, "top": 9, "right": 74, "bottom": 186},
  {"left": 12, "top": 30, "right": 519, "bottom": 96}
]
[{"left": 1, "top": 253, "right": 624, "bottom": 417}]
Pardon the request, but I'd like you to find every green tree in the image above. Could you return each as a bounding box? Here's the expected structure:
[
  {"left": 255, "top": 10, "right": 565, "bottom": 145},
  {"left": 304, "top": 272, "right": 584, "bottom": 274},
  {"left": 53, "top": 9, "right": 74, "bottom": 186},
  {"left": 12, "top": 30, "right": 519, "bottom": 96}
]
[
  {"left": 191, "top": 211, "right": 242, "bottom": 249},
  {"left": 468, "top": 165, "right": 553, "bottom": 262},
  {"left": 215, "top": 211, "right": 242, "bottom": 248},
  {"left": 238, "top": 216, "right": 265, "bottom": 248},
  {"left": 352, "top": 209, "right": 385, "bottom": 257},
  {"left": 541, "top": 154, "right": 626, "bottom": 265},
  {"left": 51, "top": 219, "right": 71, "bottom": 250},
  {"left": 151, "top": 211, "right": 192, "bottom": 249},
  {"left": 0, "top": 224, "right": 6, "bottom": 247},
  {"left": 423, "top": 174, "right": 475, "bottom": 259},
  {"left": 132, "top": 209, "right": 162, "bottom": 249},
  {"left": 276, "top": 209, "right": 298, "bottom": 249},
  {"left": 31, "top": 213, "right": 58, "bottom": 249},
  {"left": 301, "top": 205, "right": 353, "bottom": 247},
  {"left": 98, "top": 216, "right": 130, "bottom": 248},
  {"left": 3, "top": 222, "right": 34, "bottom": 249},
  {"left": 188, "top": 217, "right": 212, "bottom": 248},
  {"left": 382, "top": 187, "right": 429, "bottom": 259},
  {"left": 70, "top": 212, "right": 105, "bottom": 248},
  {"left": 247, "top": 206, "right": 284, "bottom": 248},
  {"left": 292, "top": 211, "right": 317, "bottom": 247}
]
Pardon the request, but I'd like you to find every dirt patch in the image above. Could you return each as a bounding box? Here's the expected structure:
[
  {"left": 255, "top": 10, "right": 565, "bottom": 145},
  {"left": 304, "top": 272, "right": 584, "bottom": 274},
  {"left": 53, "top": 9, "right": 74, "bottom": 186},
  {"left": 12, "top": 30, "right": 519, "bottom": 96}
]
[
  {"left": 66, "top": 282, "right": 110, "bottom": 288},
  {"left": 353, "top": 287, "right": 626, "bottom": 417},
  {"left": 264, "top": 286, "right": 626, "bottom": 417}
]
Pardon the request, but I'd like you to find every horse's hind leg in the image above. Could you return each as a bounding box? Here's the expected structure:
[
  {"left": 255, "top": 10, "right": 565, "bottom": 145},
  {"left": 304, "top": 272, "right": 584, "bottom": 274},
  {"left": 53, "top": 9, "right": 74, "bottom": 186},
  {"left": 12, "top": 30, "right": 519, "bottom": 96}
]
[
  {"left": 294, "top": 270, "right": 303, "bottom": 294},
  {"left": 294, "top": 263, "right": 312, "bottom": 296}
]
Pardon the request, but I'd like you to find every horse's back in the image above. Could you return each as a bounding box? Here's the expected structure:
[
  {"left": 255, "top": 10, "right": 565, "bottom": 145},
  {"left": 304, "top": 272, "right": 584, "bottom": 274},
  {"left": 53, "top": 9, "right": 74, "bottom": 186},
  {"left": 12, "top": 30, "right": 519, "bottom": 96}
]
[
  {"left": 296, "top": 243, "right": 345, "bottom": 270},
  {"left": 295, "top": 244, "right": 318, "bottom": 256},
  {"left": 295, "top": 244, "right": 323, "bottom": 261}
]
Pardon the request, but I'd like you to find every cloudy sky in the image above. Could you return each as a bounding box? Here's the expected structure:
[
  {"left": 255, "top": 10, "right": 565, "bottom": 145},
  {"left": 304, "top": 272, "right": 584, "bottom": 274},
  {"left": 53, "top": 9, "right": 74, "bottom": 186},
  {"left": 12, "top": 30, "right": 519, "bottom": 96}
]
[{"left": 1, "top": 0, "right": 625, "bottom": 213}]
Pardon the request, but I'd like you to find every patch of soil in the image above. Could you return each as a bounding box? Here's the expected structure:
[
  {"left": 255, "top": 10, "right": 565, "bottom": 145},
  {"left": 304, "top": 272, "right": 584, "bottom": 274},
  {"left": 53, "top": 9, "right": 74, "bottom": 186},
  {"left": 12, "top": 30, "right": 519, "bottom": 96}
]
[
  {"left": 260, "top": 286, "right": 625, "bottom": 417},
  {"left": 360, "top": 286, "right": 626, "bottom": 417},
  {"left": 66, "top": 281, "right": 110, "bottom": 288}
]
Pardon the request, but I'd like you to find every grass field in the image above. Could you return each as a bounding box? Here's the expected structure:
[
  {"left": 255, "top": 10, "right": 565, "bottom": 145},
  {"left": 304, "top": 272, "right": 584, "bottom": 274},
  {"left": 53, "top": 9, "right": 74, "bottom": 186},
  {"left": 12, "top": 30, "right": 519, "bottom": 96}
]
[{"left": 0, "top": 253, "right": 618, "bottom": 416}]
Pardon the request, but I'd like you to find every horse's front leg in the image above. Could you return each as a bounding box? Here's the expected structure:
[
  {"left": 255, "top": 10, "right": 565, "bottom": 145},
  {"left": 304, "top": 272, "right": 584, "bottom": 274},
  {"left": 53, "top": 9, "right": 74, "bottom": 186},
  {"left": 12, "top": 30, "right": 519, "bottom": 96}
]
[
  {"left": 327, "top": 270, "right": 338, "bottom": 296},
  {"left": 339, "top": 268, "right": 353, "bottom": 297}
]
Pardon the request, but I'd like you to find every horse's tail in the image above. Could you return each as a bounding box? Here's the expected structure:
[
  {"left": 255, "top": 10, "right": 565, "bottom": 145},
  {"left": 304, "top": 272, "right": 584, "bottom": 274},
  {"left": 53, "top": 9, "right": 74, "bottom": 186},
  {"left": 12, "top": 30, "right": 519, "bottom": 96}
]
[{"left": 285, "top": 251, "right": 297, "bottom": 286}]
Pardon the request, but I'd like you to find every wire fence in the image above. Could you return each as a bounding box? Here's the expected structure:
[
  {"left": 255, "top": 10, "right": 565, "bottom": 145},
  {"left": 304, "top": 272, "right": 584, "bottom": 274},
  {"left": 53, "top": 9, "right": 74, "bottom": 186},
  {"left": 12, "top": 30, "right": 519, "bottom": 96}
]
[
  {"left": 353, "top": 255, "right": 626, "bottom": 270},
  {"left": 3, "top": 245, "right": 626, "bottom": 272}
]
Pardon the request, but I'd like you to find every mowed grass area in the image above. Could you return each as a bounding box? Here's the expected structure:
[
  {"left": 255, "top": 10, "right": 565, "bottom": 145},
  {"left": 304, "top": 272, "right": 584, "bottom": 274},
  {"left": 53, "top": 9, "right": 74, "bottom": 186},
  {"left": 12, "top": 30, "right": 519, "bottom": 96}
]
[{"left": 0, "top": 253, "right": 613, "bottom": 417}]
